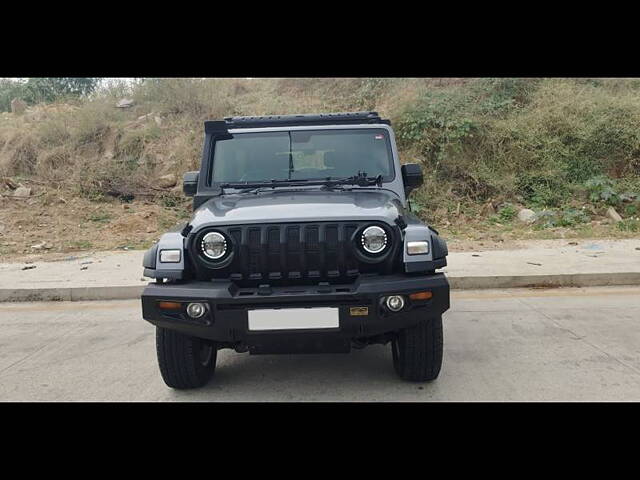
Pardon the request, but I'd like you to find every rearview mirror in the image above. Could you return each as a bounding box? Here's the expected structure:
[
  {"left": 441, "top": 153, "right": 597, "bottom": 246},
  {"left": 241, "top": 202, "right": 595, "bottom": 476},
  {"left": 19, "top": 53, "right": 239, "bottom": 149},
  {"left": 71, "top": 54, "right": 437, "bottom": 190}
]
[
  {"left": 183, "top": 171, "right": 199, "bottom": 197},
  {"left": 401, "top": 163, "right": 423, "bottom": 196}
]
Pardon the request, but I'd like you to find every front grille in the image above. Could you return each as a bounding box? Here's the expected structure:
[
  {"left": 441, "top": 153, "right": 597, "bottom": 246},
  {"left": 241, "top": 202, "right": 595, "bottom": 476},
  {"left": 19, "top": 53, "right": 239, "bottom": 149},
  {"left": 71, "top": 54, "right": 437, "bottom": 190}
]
[{"left": 189, "top": 221, "right": 398, "bottom": 285}]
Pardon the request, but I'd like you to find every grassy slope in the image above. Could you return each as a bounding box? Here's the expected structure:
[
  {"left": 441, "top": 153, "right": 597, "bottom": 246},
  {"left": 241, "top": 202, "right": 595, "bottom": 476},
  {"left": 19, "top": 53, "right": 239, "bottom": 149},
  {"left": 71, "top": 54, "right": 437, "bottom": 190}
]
[{"left": 1, "top": 78, "right": 639, "bottom": 259}]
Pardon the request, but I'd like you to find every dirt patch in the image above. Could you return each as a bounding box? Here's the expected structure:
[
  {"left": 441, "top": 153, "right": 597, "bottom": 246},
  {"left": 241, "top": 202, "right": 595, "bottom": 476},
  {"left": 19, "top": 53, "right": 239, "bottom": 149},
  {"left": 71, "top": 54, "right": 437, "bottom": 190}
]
[{"left": 0, "top": 181, "right": 189, "bottom": 262}]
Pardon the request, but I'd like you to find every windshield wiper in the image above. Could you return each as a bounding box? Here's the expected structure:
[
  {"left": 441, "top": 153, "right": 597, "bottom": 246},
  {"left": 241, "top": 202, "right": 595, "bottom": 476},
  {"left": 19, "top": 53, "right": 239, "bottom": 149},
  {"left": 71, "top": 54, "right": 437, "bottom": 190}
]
[
  {"left": 218, "top": 171, "right": 383, "bottom": 194},
  {"left": 322, "top": 171, "right": 383, "bottom": 188}
]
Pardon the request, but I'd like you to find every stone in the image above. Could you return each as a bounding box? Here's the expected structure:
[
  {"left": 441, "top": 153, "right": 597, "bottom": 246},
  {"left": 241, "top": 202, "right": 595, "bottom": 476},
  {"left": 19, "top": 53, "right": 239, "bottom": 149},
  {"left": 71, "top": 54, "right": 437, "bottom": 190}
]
[
  {"left": 11, "top": 98, "right": 27, "bottom": 114},
  {"left": 3, "top": 177, "right": 19, "bottom": 190},
  {"left": 116, "top": 98, "right": 134, "bottom": 108},
  {"left": 136, "top": 112, "right": 154, "bottom": 122},
  {"left": 157, "top": 173, "right": 177, "bottom": 188},
  {"left": 517, "top": 208, "right": 536, "bottom": 223},
  {"left": 13, "top": 186, "right": 31, "bottom": 198},
  {"left": 154, "top": 116, "right": 163, "bottom": 127},
  {"left": 606, "top": 207, "right": 622, "bottom": 222}
]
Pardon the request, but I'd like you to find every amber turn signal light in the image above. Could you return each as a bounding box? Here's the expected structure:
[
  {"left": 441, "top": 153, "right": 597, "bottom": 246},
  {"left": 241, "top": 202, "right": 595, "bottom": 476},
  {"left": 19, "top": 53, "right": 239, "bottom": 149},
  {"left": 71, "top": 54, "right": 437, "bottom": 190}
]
[
  {"left": 409, "top": 291, "right": 432, "bottom": 301},
  {"left": 158, "top": 301, "right": 182, "bottom": 310}
]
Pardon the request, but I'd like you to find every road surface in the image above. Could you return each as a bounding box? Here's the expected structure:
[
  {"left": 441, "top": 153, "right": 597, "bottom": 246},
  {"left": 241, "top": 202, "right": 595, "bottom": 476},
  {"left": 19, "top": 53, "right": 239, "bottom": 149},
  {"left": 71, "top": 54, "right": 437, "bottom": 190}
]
[{"left": 1, "top": 286, "right": 639, "bottom": 401}]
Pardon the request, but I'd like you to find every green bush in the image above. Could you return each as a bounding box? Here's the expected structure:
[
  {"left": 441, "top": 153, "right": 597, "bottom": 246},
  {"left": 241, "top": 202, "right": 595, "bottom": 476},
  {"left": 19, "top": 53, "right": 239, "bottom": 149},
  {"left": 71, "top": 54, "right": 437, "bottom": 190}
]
[
  {"left": 0, "top": 78, "right": 98, "bottom": 112},
  {"left": 516, "top": 172, "right": 570, "bottom": 208},
  {"left": 617, "top": 218, "right": 640, "bottom": 232},
  {"left": 498, "top": 203, "right": 517, "bottom": 222},
  {"left": 584, "top": 175, "right": 638, "bottom": 206},
  {"left": 534, "top": 208, "right": 590, "bottom": 229}
]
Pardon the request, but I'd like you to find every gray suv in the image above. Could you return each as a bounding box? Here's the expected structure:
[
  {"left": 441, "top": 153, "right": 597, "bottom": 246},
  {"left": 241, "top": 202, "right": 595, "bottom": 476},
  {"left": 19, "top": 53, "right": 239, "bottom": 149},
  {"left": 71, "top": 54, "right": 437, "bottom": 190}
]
[{"left": 141, "top": 111, "right": 450, "bottom": 389}]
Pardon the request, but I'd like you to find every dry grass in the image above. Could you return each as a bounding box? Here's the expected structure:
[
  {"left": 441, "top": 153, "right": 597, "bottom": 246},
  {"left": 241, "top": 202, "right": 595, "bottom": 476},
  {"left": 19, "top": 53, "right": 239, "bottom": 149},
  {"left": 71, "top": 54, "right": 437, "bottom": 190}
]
[{"left": 0, "top": 77, "right": 639, "bottom": 260}]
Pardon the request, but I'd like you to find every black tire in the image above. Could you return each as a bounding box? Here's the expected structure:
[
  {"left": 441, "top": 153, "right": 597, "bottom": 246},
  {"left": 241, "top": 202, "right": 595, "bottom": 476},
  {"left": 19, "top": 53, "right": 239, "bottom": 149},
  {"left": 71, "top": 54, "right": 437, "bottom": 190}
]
[
  {"left": 392, "top": 315, "right": 443, "bottom": 382},
  {"left": 155, "top": 327, "right": 217, "bottom": 389}
]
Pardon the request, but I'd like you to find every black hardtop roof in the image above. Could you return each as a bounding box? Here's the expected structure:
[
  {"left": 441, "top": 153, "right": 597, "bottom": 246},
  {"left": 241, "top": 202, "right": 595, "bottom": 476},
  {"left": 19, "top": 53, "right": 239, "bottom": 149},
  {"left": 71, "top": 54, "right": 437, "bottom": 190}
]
[{"left": 204, "top": 111, "right": 390, "bottom": 133}]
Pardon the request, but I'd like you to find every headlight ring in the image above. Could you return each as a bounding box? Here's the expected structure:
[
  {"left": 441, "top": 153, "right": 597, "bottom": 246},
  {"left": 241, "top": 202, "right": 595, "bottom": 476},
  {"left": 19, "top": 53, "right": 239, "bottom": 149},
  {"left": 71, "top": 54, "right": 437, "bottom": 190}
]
[
  {"left": 200, "top": 231, "right": 228, "bottom": 260},
  {"left": 360, "top": 225, "right": 389, "bottom": 255}
]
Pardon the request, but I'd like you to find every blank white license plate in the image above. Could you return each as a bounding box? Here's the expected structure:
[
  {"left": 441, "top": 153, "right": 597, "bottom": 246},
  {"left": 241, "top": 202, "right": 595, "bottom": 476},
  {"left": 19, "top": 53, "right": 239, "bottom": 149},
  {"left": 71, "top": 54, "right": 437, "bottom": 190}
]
[{"left": 247, "top": 307, "right": 339, "bottom": 331}]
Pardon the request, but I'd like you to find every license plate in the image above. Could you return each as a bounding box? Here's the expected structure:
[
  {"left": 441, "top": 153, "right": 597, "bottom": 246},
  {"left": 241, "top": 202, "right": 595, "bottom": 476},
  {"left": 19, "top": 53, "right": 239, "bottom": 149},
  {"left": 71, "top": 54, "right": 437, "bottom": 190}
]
[{"left": 247, "top": 307, "right": 339, "bottom": 331}]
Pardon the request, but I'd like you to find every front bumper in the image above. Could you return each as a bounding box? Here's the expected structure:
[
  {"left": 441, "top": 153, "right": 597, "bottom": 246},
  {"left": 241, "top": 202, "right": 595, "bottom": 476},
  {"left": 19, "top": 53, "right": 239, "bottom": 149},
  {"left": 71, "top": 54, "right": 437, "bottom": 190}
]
[{"left": 141, "top": 273, "right": 449, "bottom": 352}]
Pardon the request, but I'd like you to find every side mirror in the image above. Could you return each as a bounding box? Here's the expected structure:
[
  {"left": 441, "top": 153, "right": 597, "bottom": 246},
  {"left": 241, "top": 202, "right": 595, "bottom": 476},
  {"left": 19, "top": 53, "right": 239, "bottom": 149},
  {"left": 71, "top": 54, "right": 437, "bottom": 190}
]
[
  {"left": 401, "top": 163, "right": 423, "bottom": 197},
  {"left": 183, "top": 171, "right": 199, "bottom": 197}
]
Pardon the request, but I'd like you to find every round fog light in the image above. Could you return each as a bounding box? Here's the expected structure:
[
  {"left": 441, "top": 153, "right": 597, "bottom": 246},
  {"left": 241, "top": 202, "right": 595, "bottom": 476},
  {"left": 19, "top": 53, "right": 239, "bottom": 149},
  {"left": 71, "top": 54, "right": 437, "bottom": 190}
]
[
  {"left": 186, "top": 302, "right": 206, "bottom": 319},
  {"left": 386, "top": 295, "right": 405, "bottom": 312}
]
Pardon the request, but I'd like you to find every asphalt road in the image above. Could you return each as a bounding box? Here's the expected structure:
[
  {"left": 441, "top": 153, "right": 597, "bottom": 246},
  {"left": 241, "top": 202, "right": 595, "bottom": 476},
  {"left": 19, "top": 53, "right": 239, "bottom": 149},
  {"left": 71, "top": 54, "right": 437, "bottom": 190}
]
[{"left": 1, "top": 286, "right": 640, "bottom": 401}]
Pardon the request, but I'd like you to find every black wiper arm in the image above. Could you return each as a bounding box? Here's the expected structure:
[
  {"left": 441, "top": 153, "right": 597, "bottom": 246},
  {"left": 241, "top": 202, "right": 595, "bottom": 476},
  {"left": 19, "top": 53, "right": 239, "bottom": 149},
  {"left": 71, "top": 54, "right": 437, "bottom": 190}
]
[
  {"left": 219, "top": 179, "right": 313, "bottom": 190},
  {"left": 218, "top": 172, "right": 382, "bottom": 193},
  {"left": 322, "top": 171, "right": 383, "bottom": 188}
]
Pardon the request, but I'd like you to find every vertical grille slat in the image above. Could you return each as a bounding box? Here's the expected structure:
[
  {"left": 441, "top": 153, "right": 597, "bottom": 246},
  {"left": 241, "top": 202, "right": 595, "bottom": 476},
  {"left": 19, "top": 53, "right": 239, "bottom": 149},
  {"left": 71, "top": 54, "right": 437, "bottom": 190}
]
[
  {"left": 299, "top": 225, "right": 307, "bottom": 278},
  {"left": 248, "top": 227, "right": 262, "bottom": 280},
  {"left": 326, "top": 224, "right": 339, "bottom": 277},
  {"left": 279, "top": 227, "right": 287, "bottom": 279},
  {"left": 319, "top": 224, "right": 327, "bottom": 278}
]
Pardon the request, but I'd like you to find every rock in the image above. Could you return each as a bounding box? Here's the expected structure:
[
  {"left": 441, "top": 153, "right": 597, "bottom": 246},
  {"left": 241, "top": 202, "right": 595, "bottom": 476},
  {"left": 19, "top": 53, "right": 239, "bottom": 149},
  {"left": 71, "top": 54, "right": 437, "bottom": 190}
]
[
  {"left": 11, "top": 98, "right": 27, "bottom": 114},
  {"left": 146, "top": 226, "right": 157, "bottom": 233},
  {"left": 122, "top": 204, "right": 130, "bottom": 210},
  {"left": 30, "top": 241, "right": 46, "bottom": 250},
  {"left": 606, "top": 206, "right": 622, "bottom": 222},
  {"left": 517, "top": 208, "right": 536, "bottom": 223},
  {"left": 157, "top": 174, "right": 177, "bottom": 188},
  {"left": 80, "top": 265, "right": 88, "bottom": 271},
  {"left": 2, "top": 177, "right": 19, "bottom": 190},
  {"left": 154, "top": 115, "right": 163, "bottom": 126},
  {"left": 136, "top": 112, "right": 155, "bottom": 122},
  {"left": 13, "top": 186, "right": 31, "bottom": 198},
  {"left": 116, "top": 98, "right": 134, "bottom": 108},
  {"left": 21, "top": 265, "right": 36, "bottom": 270}
]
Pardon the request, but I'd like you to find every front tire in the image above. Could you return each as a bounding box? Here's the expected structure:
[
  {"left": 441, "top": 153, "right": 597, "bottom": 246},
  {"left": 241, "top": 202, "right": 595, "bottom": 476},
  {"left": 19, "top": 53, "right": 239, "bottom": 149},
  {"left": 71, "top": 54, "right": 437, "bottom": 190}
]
[
  {"left": 392, "top": 315, "right": 443, "bottom": 382},
  {"left": 156, "top": 327, "right": 217, "bottom": 389}
]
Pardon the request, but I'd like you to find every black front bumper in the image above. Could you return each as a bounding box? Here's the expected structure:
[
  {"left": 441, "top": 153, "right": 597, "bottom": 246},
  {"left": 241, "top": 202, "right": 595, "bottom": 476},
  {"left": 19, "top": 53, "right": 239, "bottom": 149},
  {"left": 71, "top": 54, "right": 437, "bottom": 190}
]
[{"left": 141, "top": 273, "right": 449, "bottom": 353}]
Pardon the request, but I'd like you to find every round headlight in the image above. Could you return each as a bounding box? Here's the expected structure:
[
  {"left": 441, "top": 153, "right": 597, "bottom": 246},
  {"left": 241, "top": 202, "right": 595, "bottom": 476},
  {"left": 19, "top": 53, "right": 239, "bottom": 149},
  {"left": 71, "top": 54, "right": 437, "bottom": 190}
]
[
  {"left": 186, "top": 302, "right": 207, "bottom": 319},
  {"left": 201, "top": 232, "right": 227, "bottom": 260},
  {"left": 361, "top": 226, "right": 388, "bottom": 254}
]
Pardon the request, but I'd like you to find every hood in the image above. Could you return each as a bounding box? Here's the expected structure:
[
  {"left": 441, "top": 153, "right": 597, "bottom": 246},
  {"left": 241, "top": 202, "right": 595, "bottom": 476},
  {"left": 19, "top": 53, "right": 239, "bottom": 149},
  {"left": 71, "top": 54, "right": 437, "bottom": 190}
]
[{"left": 189, "top": 189, "right": 405, "bottom": 230}]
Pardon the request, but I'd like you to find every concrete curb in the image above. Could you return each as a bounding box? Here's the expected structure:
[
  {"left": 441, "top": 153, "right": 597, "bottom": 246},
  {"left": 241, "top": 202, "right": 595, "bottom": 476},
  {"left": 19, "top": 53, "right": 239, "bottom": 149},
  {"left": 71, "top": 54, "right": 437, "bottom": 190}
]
[
  {"left": 0, "top": 286, "right": 145, "bottom": 303},
  {"left": 1, "top": 272, "right": 639, "bottom": 302},
  {"left": 447, "top": 272, "right": 640, "bottom": 290}
]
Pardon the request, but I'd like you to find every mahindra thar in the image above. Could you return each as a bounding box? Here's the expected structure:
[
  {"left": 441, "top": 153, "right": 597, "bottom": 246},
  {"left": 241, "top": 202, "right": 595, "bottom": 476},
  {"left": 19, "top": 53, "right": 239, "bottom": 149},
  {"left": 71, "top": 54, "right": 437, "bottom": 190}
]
[{"left": 141, "top": 111, "right": 450, "bottom": 389}]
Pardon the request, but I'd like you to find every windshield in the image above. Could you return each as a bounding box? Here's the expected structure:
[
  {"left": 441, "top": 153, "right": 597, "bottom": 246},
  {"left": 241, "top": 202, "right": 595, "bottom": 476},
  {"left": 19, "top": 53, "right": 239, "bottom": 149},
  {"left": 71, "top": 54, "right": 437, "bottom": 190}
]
[{"left": 210, "top": 128, "right": 394, "bottom": 184}]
